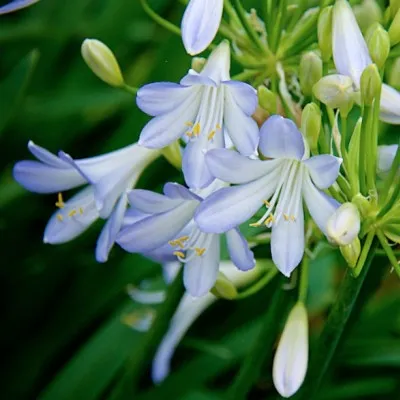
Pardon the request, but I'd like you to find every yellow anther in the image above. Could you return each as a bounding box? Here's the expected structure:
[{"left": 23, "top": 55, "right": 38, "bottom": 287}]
[
  {"left": 186, "top": 131, "right": 193, "bottom": 137},
  {"left": 168, "top": 240, "right": 177, "bottom": 247},
  {"left": 57, "top": 214, "right": 64, "bottom": 221},
  {"left": 193, "top": 123, "right": 200, "bottom": 136},
  {"left": 173, "top": 251, "right": 185, "bottom": 259},
  {"left": 68, "top": 209, "right": 77, "bottom": 217},
  {"left": 265, "top": 215, "right": 275, "bottom": 226},
  {"left": 290, "top": 215, "right": 296, "bottom": 222},
  {"left": 249, "top": 222, "right": 261, "bottom": 227},
  {"left": 55, "top": 192, "right": 65, "bottom": 209},
  {"left": 284, "top": 213, "right": 290, "bottom": 221},
  {"left": 208, "top": 130, "right": 216, "bottom": 140},
  {"left": 79, "top": 207, "right": 84, "bottom": 215},
  {"left": 185, "top": 121, "right": 193, "bottom": 127},
  {"left": 195, "top": 247, "right": 206, "bottom": 256},
  {"left": 263, "top": 200, "right": 271, "bottom": 207},
  {"left": 216, "top": 123, "right": 222, "bottom": 130}
]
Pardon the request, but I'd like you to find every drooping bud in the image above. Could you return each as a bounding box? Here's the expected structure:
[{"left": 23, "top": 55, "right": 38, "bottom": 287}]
[
  {"left": 354, "top": 0, "right": 382, "bottom": 32},
  {"left": 313, "top": 74, "right": 354, "bottom": 113},
  {"left": 388, "top": 57, "right": 400, "bottom": 90},
  {"left": 366, "top": 23, "right": 390, "bottom": 69},
  {"left": 191, "top": 57, "right": 206, "bottom": 73},
  {"left": 360, "top": 64, "right": 381, "bottom": 106},
  {"left": 273, "top": 302, "right": 308, "bottom": 398},
  {"left": 327, "top": 203, "right": 361, "bottom": 246},
  {"left": 210, "top": 272, "right": 238, "bottom": 300},
  {"left": 300, "top": 52, "right": 323, "bottom": 97},
  {"left": 258, "top": 86, "right": 278, "bottom": 114},
  {"left": 318, "top": 6, "right": 333, "bottom": 62},
  {"left": 340, "top": 238, "right": 361, "bottom": 268},
  {"left": 301, "top": 102, "right": 321, "bottom": 152},
  {"left": 81, "top": 39, "right": 124, "bottom": 87},
  {"left": 389, "top": 8, "right": 400, "bottom": 46}
]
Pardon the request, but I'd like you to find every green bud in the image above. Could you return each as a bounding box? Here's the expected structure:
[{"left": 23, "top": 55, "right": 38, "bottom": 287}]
[
  {"left": 389, "top": 8, "right": 400, "bottom": 46},
  {"left": 81, "top": 39, "right": 124, "bottom": 87},
  {"left": 258, "top": 86, "right": 278, "bottom": 114},
  {"left": 360, "top": 64, "right": 381, "bottom": 106},
  {"left": 313, "top": 74, "right": 354, "bottom": 112},
  {"left": 352, "top": 193, "right": 372, "bottom": 217},
  {"left": 340, "top": 237, "right": 361, "bottom": 269},
  {"left": 210, "top": 272, "right": 238, "bottom": 300},
  {"left": 388, "top": 57, "right": 400, "bottom": 90},
  {"left": 301, "top": 103, "right": 321, "bottom": 152},
  {"left": 354, "top": 0, "right": 382, "bottom": 32},
  {"left": 366, "top": 23, "right": 390, "bottom": 69},
  {"left": 390, "top": 0, "right": 400, "bottom": 19},
  {"left": 318, "top": 6, "right": 333, "bottom": 62},
  {"left": 162, "top": 140, "right": 182, "bottom": 170},
  {"left": 300, "top": 52, "right": 323, "bottom": 97},
  {"left": 191, "top": 57, "right": 206, "bottom": 73}
]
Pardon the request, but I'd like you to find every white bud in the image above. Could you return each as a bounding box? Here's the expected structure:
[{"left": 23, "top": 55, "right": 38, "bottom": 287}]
[
  {"left": 327, "top": 203, "right": 360, "bottom": 246},
  {"left": 273, "top": 302, "right": 308, "bottom": 398}
]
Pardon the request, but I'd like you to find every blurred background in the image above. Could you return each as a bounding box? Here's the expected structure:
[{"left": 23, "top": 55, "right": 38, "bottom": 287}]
[{"left": 0, "top": 1, "right": 399, "bottom": 399}]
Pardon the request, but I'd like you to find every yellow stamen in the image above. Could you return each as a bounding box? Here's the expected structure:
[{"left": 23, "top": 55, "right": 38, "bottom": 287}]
[
  {"left": 284, "top": 213, "right": 290, "bottom": 221},
  {"left": 173, "top": 251, "right": 185, "bottom": 259},
  {"left": 195, "top": 247, "right": 206, "bottom": 256},
  {"left": 263, "top": 200, "right": 271, "bottom": 207},
  {"left": 169, "top": 240, "right": 177, "bottom": 246},
  {"left": 57, "top": 214, "right": 64, "bottom": 221},
  {"left": 290, "top": 215, "right": 296, "bottom": 222},
  {"left": 208, "top": 130, "right": 216, "bottom": 140},
  {"left": 185, "top": 121, "right": 193, "bottom": 127},
  {"left": 55, "top": 192, "right": 65, "bottom": 209},
  {"left": 249, "top": 222, "right": 261, "bottom": 227},
  {"left": 193, "top": 123, "right": 200, "bottom": 136},
  {"left": 68, "top": 209, "right": 77, "bottom": 217},
  {"left": 265, "top": 215, "right": 275, "bottom": 226},
  {"left": 186, "top": 131, "right": 193, "bottom": 137},
  {"left": 216, "top": 123, "right": 222, "bottom": 130}
]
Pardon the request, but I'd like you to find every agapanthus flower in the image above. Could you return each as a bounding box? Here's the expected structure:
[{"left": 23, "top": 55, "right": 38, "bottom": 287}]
[
  {"left": 195, "top": 115, "right": 342, "bottom": 276},
  {"left": 13, "top": 141, "right": 160, "bottom": 262},
  {"left": 136, "top": 41, "right": 259, "bottom": 189},
  {"left": 333, "top": 0, "right": 400, "bottom": 123},
  {"left": 0, "top": 0, "right": 39, "bottom": 15},
  {"left": 181, "top": 0, "right": 224, "bottom": 56},
  {"left": 377, "top": 144, "right": 399, "bottom": 173},
  {"left": 116, "top": 181, "right": 255, "bottom": 297}
]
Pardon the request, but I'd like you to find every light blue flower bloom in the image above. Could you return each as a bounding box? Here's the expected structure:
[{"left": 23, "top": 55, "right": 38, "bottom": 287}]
[
  {"left": 13, "top": 141, "right": 160, "bottom": 262},
  {"left": 136, "top": 41, "right": 259, "bottom": 189},
  {"left": 117, "top": 181, "right": 255, "bottom": 297},
  {"left": 195, "top": 115, "right": 342, "bottom": 277},
  {"left": 377, "top": 144, "right": 398, "bottom": 174},
  {"left": 0, "top": 0, "right": 39, "bottom": 15},
  {"left": 181, "top": 0, "right": 224, "bottom": 56}
]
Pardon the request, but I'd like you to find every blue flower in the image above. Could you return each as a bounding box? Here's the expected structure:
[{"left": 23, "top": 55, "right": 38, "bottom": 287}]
[
  {"left": 181, "top": 0, "right": 224, "bottom": 56},
  {"left": 136, "top": 41, "right": 259, "bottom": 189},
  {"left": 13, "top": 141, "right": 160, "bottom": 262},
  {"left": 116, "top": 182, "right": 255, "bottom": 297},
  {"left": 0, "top": 0, "right": 39, "bottom": 15},
  {"left": 195, "top": 115, "right": 342, "bottom": 277}
]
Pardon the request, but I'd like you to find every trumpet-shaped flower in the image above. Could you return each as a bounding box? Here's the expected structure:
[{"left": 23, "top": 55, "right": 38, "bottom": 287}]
[
  {"left": 136, "top": 41, "right": 259, "bottom": 189},
  {"left": 0, "top": 0, "right": 39, "bottom": 15},
  {"left": 13, "top": 141, "right": 160, "bottom": 262},
  {"left": 181, "top": 0, "right": 224, "bottom": 56},
  {"left": 116, "top": 182, "right": 255, "bottom": 297},
  {"left": 333, "top": 0, "right": 400, "bottom": 123},
  {"left": 195, "top": 115, "right": 342, "bottom": 276}
]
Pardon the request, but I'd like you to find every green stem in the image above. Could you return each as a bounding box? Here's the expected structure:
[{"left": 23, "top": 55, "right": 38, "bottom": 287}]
[
  {"left": 227, "top": 280, "right": 287, "bottom": 400},
  {"left": 236, "top": 267, "right": 278, "bottom": 300},
  {"left": 122, "top": 83, "right": 138, "bottom": 96},
  {"left": 299, "top": 238, "right": 377, "bottom": 399},
  {"left": 270, "top": 0, "right": 287, "bottom": 53},
  {"left": 139, "top": 0, "right": 181, "bottom": 36},
  {"left": 298, "top": 255, "right": 309, "bottom": 303},
  {"left": 376, "top": 230, "right": 400, "bottom": 278},
  {"left": 359, "top": 105, "right": 373, "bottom": 196},
  {"left": 353, "top": 229, "right": 375, "bottom": 278},
  {"left": 340, "top": 113, "right": 349, "bottom": 174}
]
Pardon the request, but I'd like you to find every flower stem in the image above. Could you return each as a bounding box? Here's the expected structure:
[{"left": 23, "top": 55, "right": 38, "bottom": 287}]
[
  {"left": 353, "top": 229, "right": 375, "bottom": 278},
  {"left": 236, "top": 267, "right": 278, "bottom": 300},
  {"left": 298, "top": 255, "right": 309, "bottom": 303},
  {"left": 376, "top": 230, "right": 400, "bottom": 278},
  {"left": 359, "top": 105, "right": 373, "bottom": 196},
  {"left": 122, "top": 83, "right": 138, "bottom": 96}
]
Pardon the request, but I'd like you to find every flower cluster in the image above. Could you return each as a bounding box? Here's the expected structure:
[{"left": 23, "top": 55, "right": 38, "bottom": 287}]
[{"left": 11, "top": 0, "right": 400, "bottom": 398}]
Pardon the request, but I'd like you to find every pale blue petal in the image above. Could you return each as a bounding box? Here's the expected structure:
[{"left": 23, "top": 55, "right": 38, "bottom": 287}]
[
  {"left": 380, "top": 84, "right": 400, "bottom": 124},
  {"left": 181, "top": 0, "right": 223, "bottom": 56},
  {"left": 117, "top": 200, "right": 198, "bottom": 253},
  {"left": 162, "top": 262, "right": 181, "bottom": 284},
  {"left": 183, "top": 234, "right": 220, "bottom": 296},
  {"left": 0, "top": 0, "right": 39, "bottom": 15},
  {"left": 180, "top": 71, "right": 217, "bottom": 87},
  {"left": 96, "top": 193, "right": 128, "bottom": 263},
  {"left": 224, "top": 85, "right": 259, "bottom": 155},
  {"left": 377, "top": 144, "right": 398, "bottom": 173},
  {"left": 163, "top": 182, "right": 202, "bottom": 201},
  {"left": 303, "top": 155, "right": 342, "bottom": 189},
  {"left": 302, "top": 174, "right": 339, "bottom": 235},
  {"left": 137, "top": 82, "right": 193, "bottom": 116},
  {"left": 127, "top": 189, "right": 185, "bottom": 213},
  {"left": 205, "top": 149, "right": 284, "bottom": 184},
  {"left": 195, "top": 174, "right": 277, "bottom": 233},
  {"left": 223, "top": 81, "right": 258, "bottom": 115},
  {"left": 226, "top": 228, "right": 255, "bottom": 271},
  {"left": 122, "top": 208, "right": 149, "bottom": 228},
  {"left": 43, "top": 187, "right": 99, "bottom": 244},
  {"left": 144, "top": 243, "right": 178, "bottom": 263},
  {"left": 13, "top": 161, "right": 86, "bottom": 193},
  {"left": 28, "top": 141, "right": 71, "bottom": 168},
  {"left": 271, "top": 199, "right": 304, "bottom": 277},
  {"left": 259, "top": 115, "right": 305, "bottom": 160},
  {"left": 127, "top": 286, "right": 166, "bottom": 305},
  {"left": 199, "top": 40, "right": 230, "bottom": 84}
]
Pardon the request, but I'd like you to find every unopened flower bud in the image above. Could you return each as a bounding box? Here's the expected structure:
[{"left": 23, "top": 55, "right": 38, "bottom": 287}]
[
  {"left": 354, "top": 0, "right": 382, "bottom": 32},
  {"left": 366, "top": 23, "right": 390, "bottom": 69},
  {"left": 388, "top": 57, "right": 400, "bottom": 90},
  {"left": 313, "top": 74, "right": 354, "bottom": 112},
  {"left": 390, "top": 0, "right": 400, "bottom": 18},
  {"left": 389, "top": 8, "right": 400, "bottom": 46},
  {"left": 210, "top": 272, "right": 238, "bottom": 300},
  {"left": 301, "top": 102, "right": 321, "bottom": 152},
  {"left": 258, "top": 86, "right": 278, "bottom": 114},
  {"left": 273, "top": 302, "right": 308, "bottom": 398},
  {"left": 327, "top": 203, "right": 361, "bottom": 246},
  {"left": 191, "top": 57, "right": 206, "bottom": 73},
  {"left": 300, "top": 52, "right": 323, "bottom": 97},
  {"left": 318, "top": 6, "right": 333, "bottom": 62},
  {"left": 360, "top": 64, "right": 381, "bottom": 106},
  {"left": 340, "top": 237, "right": 361, "bottom": 268},
  {"left": 81, "top": 39, "right": 124, "bottom": 87},
  {"left": 352, "top": 193, "right": 372, "bottom": 217}
]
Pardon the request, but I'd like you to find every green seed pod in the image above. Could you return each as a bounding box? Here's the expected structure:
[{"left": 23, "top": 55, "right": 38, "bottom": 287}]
[
  {"left": 318, "top": 6, "right": 333, "bottom": 62},
  {"left": 301, "top": 102, "right": 321, "bottom": 152},
  {"left": 360, "top": 64, "right": 381, "bottom": 106},
  {"left": 300, "top": 52, "right": 323, "bottom": 97}
]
